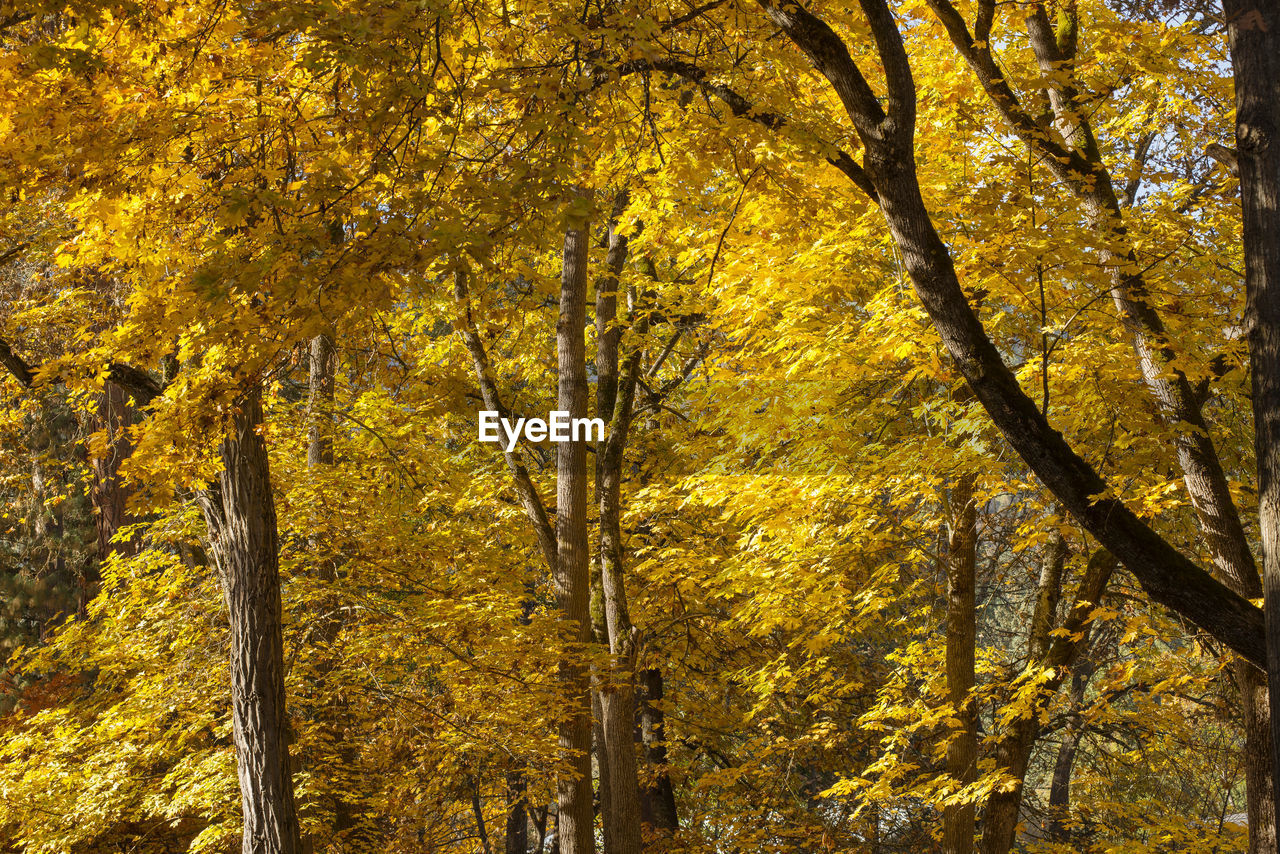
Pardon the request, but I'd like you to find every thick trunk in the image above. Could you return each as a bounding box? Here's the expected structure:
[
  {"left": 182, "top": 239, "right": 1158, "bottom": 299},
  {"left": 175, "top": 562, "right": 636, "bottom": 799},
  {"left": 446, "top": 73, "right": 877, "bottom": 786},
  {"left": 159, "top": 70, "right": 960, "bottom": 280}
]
[
  {"left": 506, "top": 770, "right": 529, "bottom": 854},
  {"left": 1224, "top": 0, "right": 1280, "bottom": 836},
  {"left": 198, "top": 387, "right": 301, "bottom": 854},
  {"left": 637, "top": 667, "right": 679, "bottom": 834},
  {"left": 1238, "top": 664, "right": 1277, "bottom": 854},
  {"left": 554, "top": 210, "right": 597, "bottom": 854},
  {"left": 942, "top": 474, "right": 978, "bottom": 854}
]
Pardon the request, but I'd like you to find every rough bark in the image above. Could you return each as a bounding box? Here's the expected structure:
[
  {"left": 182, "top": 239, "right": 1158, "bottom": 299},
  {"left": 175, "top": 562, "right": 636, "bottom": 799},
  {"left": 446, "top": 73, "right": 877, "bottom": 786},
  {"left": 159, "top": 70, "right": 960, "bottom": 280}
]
[
  {"left": 554, "top": 209, "right": 597, "bottom": 854},
  {"left": 198, "top": 386, "right": 301, "bottom": 854},
  {"left": 594, "top": 204, "right": 645, "bottom": 854},
  {"left": 637, "top": 667, "right": 679, "bottom": 834},
  {"left": 942, "top": 473, "right": 978, "bottom": 854},
  {"left": 506, "top": 770, "right": 529, "bottom": 854},
  {"left": 752, "top": 0, "right": 1267, "bottom": 667},
  {"left": 89, "top": 382, "right": 138, "bottom": 562},
  {"left": 1224, "top": 0, "right": 1280, "bottom": 837}
]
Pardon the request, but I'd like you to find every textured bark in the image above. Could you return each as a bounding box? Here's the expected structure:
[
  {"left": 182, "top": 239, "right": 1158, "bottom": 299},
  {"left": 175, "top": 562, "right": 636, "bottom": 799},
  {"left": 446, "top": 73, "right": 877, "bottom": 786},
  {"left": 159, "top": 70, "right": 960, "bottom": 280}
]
[
  {"left": 942, "top": 474, "right": 978, "bottom": 854},
  {"left": 1238, "top": 664, "right": 1277, "bottom": 854},
  {"left": 637, "top": 667, "right": 679, "bottom": 834},
  {"left": 594, "top": 206, "right": 645, "bottom": 854},
  {"left": 198, "top": 387, "right": 301, "bottom": 854},
  {"left": 1224, "top": 0, "right": 1280, "bottom": 838},
  {"left": 506, "top": 770, "right": 529, "bottom": 854},
  {"left": 89, "top": 382, "right": 138, "bottom": 562},
  {"left": 554, "top": 210, "right": 597, "bottom": 854},
  {"left": 754, "top": 0, "right": 1267, "bottom": 667},
  {"left": 307, "top": 334, "right": 336, "bottom": 471}
]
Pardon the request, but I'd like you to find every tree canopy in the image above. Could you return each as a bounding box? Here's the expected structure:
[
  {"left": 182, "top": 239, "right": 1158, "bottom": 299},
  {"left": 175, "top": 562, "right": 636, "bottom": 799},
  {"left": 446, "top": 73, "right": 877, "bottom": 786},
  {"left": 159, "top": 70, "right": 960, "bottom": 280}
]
[{"left": 1, "top": 0, "right": 1278, "bottom": 852}]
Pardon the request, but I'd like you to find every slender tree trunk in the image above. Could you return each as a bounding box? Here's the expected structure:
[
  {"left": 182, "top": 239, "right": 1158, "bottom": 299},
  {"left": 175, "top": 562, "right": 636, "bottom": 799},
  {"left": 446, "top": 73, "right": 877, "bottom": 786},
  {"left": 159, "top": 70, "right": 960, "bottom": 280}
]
[
  {"left": 1046, "top": 639, "right": 1102, "bottom": 841},
  {"left": 593, "top": 203, "right": 645, "bottom": 854},
  {"left": 1224, "top": 0, "right": 1280, "bottom": 840},
  {"left": 554, "top": 209, "right": 597, "bottom": 854},
  {"left": 942, "top": 474, "right": 978, "bottom": 854},
  {"left": 302, "top": 330, "right": 360, "bottom": 851},
  {"left": 637, "top": 667, "right": 679, "bottom": 835},
  {"left": 307, "top": 333, "right": 336, "bottom": 472},
  {"left": 198, "top": 386, "right": 301, "bottom": 854},
  {"left": 979, "top": 543, "right": 1111, "bottom": 854}
]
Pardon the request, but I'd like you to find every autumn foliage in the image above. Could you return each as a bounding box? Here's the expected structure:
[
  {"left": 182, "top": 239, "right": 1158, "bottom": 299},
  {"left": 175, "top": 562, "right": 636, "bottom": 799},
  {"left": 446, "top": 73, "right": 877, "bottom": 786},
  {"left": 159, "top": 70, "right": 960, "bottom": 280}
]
[{"left": 0, "top": 0, "right": 1277, "bottom": 852}]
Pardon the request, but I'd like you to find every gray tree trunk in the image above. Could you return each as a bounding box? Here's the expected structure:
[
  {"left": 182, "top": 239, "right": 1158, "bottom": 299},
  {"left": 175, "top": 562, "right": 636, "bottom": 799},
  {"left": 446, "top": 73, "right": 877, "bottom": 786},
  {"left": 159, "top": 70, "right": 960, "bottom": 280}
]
[
  {"left": 555, "top": 210, "right": 597, "bottom": 854},
  {"left": 198, "top": 386, "right": 301, "bottom": 854},
  {"left": 1224, "top": 0, "right": 1280, "bottom": 841},
  {"left": 593, "top": 207, "right": 645, "bottom": 854}
]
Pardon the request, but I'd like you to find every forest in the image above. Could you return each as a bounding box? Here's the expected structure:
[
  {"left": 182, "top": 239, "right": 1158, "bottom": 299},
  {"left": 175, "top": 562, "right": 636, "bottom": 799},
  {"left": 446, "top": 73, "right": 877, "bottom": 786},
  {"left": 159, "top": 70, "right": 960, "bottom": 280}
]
[{"left": 0, "top": 0, "right": 1278, "bottom": 852}]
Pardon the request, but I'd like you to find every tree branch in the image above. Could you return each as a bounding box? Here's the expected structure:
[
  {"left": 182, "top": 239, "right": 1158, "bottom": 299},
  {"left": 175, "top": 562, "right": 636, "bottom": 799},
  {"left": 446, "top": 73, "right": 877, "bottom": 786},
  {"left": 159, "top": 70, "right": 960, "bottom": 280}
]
[
  {"left": 453, "top": 269, "right": 558, "bottom": 571},
  {"left": 0, "top": 336, "right": 163, "bottom": 404}
]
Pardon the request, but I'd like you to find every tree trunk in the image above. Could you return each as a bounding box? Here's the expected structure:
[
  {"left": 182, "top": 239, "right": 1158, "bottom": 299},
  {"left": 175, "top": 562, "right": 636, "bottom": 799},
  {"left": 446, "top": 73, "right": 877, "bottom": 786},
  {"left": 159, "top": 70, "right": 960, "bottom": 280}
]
[
  {"left": 1046, "top": 628, "right": 1106, "bottom": 842},
  {"left": 554, "top": 208, "right": 597, "bottom": 854},
  {"left": 89, "top": 382, "right": 138, "bottom": 561},
  {"left": 637, "top": 667, "right": 679, "bottom": 835},
  {"left": 942, "top": 474, "right": 978, "bottom": 854},
  {"left": 506, "top": 769, "right": 529, "bottom": 854},
  {"left": 198, "top": 386, "right": 301, "bottom": 854},
  {"left": 1238, "top": 664, "right": 1277, "bottom": 854},
  {"left": 1224, "top": 0, "right": 1280, "bottom": 839},
  {"left": 979, "top": 544, "right": 1111, "bottom": 854},
  {"left": 307, "top": 333, "right": 336, "bottom": 471},
  {"left": 593, "top": 203, "right": 645, "bottom": 854},
  {"left": 302, "top": 330, "right": 360, "bottom": 851}
]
